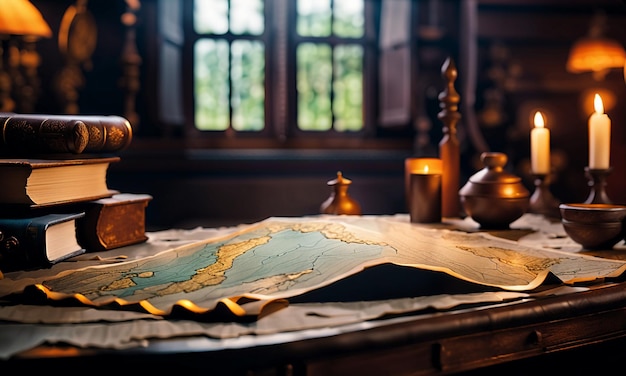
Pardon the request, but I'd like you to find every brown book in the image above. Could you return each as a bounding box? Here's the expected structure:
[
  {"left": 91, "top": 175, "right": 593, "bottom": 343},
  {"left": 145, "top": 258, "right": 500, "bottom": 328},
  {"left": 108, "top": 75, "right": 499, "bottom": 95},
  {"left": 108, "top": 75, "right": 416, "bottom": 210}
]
[
  {"left": 76, "top": 193, "right": 152, "bottom": 252},
  {"left": 0, "top": 113, "right": 133, "bottom": 155},
  {"left": 0, "top": 157, "right": 120, "bottom": 207}
]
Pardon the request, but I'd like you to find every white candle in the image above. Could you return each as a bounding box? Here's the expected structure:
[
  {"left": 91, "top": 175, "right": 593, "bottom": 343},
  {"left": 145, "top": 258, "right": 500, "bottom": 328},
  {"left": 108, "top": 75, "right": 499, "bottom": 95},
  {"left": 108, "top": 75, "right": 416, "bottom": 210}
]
[
  {"left": 530, "top": 111, "right": 550, "bottom": 174},
  {"left": 588, "top": 94, "right": 611, "bottom": 169}
]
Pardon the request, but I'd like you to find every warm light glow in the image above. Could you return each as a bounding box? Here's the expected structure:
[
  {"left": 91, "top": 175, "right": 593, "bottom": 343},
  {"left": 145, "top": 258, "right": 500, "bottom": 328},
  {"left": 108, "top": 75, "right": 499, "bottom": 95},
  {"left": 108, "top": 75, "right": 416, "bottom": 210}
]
[
  {"left": 567, "top": 37, "right": 626, "bottom": 74},
  {"left": 566, "top": 12, "right": 625, "bottom": 80},
  {"left": 404, "top": 157, "right": 442, "bottom": 208},
  {"left": 533, "top": 111, "right": 545, "bottom": 128},
  {"left": 503, "top": 186, "right": 515, "bottom": 197},
  {"left": 405, "top": 158, "right": 442, "bottom": 175},
  {"left": 594, "top": 93, "right": 605, "bottom": 114},
  {"left": 581, "top": 88, "right": 615, "bottom": 115},
  {"left": 0, "top": 0, "right": 52, "bottom": 38}
]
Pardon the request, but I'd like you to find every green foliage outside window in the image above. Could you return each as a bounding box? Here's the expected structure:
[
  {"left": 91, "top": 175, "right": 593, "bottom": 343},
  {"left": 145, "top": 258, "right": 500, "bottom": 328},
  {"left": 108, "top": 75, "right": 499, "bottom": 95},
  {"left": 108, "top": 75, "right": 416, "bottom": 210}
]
[
  {"left": 297, "top": 43, "right": 333, "bottom": 131},
  {"left": 195, "top": 39, "right": 230, "bottom": 131},
  {"left": 334, "top": 45, "right": 363, "bottom": 132},
  {"left": 193, "top": 0, "right": 365, "bottom": 133},
  {"left": 231, "top": 40, "right": 265, "bottom": 131}
]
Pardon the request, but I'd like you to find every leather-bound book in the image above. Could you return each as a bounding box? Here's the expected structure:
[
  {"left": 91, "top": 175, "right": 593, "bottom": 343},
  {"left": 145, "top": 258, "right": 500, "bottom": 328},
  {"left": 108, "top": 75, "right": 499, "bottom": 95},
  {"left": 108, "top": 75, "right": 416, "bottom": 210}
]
[
  {"left": 76, "top": 193, "right": 152, "bottom": 252},
  {"left": 0, "top": 156, "right": 120, "bottom": 207},
  {"left": 0, "top": 213, "right": 86, "bottom": 272},
  {"left": 0, "top": 113, "right": 133, "bottom": 156}
]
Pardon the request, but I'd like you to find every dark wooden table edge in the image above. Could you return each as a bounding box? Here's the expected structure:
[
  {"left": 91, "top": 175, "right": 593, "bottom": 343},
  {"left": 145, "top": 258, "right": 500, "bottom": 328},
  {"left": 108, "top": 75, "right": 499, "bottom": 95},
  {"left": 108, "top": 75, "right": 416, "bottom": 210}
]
[{"left": 4, "top": 281, "right": 626, "bottom": 375}]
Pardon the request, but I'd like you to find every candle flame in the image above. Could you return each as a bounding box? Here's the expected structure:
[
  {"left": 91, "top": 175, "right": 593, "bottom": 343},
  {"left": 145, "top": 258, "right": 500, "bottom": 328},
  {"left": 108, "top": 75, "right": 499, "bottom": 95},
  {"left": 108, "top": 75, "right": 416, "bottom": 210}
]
[
  {"left": 533, "top": 111, "right": 545, "bottom": 128},
  {"left": 424, "top": 165, "right": 429, "bottom": 173},
  {"left": 594, "top": 93, "right": 605, "bottom": 114}
]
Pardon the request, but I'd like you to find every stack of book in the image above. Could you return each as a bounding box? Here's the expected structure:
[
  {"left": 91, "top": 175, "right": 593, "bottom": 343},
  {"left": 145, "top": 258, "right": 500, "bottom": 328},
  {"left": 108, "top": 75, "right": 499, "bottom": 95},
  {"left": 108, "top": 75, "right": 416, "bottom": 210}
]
[{"left": 0, "top": 113, "right": 152, "bottom": 273}]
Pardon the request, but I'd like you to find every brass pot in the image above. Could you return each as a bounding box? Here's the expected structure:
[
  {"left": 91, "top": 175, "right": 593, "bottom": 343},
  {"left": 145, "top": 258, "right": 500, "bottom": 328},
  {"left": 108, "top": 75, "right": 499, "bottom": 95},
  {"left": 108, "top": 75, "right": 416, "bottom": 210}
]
[{"left": 459, "top": 152, "right": 530, "bottom": 229}]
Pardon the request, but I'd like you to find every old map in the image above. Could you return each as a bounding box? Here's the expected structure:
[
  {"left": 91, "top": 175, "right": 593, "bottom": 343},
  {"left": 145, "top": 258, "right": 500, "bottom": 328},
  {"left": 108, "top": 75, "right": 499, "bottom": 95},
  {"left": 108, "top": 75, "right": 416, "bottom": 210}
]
[{"left": 11, "top": 215, "right": 625, "bottom": 317}]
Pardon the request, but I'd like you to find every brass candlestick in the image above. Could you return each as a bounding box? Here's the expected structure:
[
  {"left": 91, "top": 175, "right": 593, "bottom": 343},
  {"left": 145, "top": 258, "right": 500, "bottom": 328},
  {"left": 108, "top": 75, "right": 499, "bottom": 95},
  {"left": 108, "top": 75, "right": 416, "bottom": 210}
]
[
  {"left": 529, "top": 174, "right": 561, "bottom": 218},
  {"left": 584, "top": 167, "right": 612, "bottom": 204}
]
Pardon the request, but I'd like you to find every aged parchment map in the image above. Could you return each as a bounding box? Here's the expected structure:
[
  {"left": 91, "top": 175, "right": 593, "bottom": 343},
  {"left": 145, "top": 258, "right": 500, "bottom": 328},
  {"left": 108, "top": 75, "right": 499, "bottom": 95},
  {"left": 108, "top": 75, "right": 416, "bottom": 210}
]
[{"left": 7, "top": 215, "right": 625, "bottom": 314}]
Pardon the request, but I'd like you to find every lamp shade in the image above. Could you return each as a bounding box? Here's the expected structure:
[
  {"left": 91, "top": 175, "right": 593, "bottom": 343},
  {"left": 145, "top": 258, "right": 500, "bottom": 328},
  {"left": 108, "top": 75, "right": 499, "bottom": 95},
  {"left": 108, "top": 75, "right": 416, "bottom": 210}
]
[
  {"left": 566, "top": 36, "right": 626, "bottom": 73},
  {"left": 0, "top": 0, "right": 52, "bottom": 38}
]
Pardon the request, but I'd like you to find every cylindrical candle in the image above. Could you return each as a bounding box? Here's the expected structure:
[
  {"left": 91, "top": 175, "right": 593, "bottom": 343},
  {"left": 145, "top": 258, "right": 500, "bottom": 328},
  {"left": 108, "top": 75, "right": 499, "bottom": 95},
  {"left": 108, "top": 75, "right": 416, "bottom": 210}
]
[
  {"left": 530, "top": 111, "right": 550, "bottom": 174},
  {"left": 404, "top": 158, "right": 442, "bottom": 209},
  {"left": 588, "top": 93, "right": 611, "bottom": 169},
  {"left": 409, "top": 170, "right": 442, "bottom": 223}
]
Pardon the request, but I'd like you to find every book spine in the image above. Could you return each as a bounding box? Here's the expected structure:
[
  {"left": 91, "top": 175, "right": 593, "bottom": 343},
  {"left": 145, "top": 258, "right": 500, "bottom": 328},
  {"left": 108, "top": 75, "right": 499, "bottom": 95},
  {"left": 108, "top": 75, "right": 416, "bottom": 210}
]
[
  {"left": 0, "top": 217, "right": 47, "bottom": 270},
  {"left": 77, "top": 195, "right": 151, "bottom": 251},
  {"left": 0, "top": 114, "right": 133, "bottom": 155},
  {"left": 0, "top": 213, "right": 84, "bottom": 271}
]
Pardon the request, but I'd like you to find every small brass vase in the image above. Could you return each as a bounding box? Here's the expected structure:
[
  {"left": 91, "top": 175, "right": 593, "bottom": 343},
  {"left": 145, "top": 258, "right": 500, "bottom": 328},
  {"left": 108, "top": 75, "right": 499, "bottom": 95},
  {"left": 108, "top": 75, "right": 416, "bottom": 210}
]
[
  {"left": 459, "top": 152, "right": 530, "bottom": 229},
  {"left": 320, "top": 171, "right": 362, "bottom": 215}
]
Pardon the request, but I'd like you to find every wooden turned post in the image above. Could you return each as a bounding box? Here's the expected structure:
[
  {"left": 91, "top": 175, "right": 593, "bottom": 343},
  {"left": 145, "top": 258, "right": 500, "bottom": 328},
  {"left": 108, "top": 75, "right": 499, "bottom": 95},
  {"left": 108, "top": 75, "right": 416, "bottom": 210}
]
[{"left": 438, "top": 57, "right": 461, "bottom": 218}]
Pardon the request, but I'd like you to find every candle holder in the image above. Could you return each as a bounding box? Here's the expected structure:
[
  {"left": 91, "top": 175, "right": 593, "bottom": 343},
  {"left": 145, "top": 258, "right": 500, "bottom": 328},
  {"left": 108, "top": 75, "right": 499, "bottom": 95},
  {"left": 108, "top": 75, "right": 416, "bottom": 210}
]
[
  {"left": 584, "top": 167, "right": 613, "bottom": 205},
  {"left": 528, "top": 174, "right": 561, "bottom": 218}
]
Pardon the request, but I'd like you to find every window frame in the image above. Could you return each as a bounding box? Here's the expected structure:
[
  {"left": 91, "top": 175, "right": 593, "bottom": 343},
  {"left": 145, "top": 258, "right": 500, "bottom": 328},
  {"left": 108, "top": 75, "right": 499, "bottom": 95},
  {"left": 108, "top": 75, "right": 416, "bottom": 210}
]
[{"left": 182, "top": 0, "right": 386, "bottom": 148}]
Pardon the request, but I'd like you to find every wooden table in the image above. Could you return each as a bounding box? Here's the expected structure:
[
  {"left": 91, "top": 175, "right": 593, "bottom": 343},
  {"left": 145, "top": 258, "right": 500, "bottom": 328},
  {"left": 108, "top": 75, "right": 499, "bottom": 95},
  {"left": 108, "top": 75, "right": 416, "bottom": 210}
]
[
  {"left": 3, "top": 216, "right": 626, "bottom": 375},
  {"left": 3, "top": 280, "right": 626, "bottom": 375}
]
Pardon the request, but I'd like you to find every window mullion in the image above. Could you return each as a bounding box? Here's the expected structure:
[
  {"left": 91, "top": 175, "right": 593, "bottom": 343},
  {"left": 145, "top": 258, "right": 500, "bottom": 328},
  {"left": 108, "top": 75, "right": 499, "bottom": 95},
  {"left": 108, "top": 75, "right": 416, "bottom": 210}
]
[
  {"left": 363, "top": 0, "right": 378, "bottom": 137},
  {"left": 271, "top": 0, "right": 289, "bottom": 141}
]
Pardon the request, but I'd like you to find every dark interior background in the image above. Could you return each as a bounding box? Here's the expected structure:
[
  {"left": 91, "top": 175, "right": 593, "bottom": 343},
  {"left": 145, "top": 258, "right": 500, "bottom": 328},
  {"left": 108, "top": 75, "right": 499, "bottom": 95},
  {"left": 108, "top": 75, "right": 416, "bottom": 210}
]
[{"left": 11, "top": 0, "right": 626, "bottom": 230}]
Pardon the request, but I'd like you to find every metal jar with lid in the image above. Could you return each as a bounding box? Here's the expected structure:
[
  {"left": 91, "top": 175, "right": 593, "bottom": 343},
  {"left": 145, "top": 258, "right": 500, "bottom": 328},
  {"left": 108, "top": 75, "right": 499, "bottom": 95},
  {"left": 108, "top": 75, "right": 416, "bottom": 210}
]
[{"left": 458, "top": 152, "right": 530, "bottom": 229}]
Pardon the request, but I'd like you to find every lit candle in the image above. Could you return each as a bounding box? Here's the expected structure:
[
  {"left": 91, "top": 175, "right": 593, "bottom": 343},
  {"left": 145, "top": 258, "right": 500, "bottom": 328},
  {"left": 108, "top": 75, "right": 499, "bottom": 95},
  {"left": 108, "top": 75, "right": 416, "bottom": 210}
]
[
  {"left": 530, "top": 111, "right": 550, "bottom": 175},
  {"left": 588, "top": 93, "right": 611, "bottom": 169},
  {"left": 404, "top": 157, "right": 442, "bottom": 209},
  {"left": 409, "top": 163, "right": 442, "bottom": 223}
]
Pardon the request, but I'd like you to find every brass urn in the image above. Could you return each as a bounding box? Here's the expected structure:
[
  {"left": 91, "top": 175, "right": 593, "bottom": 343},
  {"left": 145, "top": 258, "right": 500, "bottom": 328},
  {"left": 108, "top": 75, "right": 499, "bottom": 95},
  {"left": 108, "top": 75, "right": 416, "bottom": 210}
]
[
  {"left": 459, "top": 152, "right": 529, "bottom": 229},
  {"left": 320, "top": 171, "right": 362, "bottom": 215}
]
